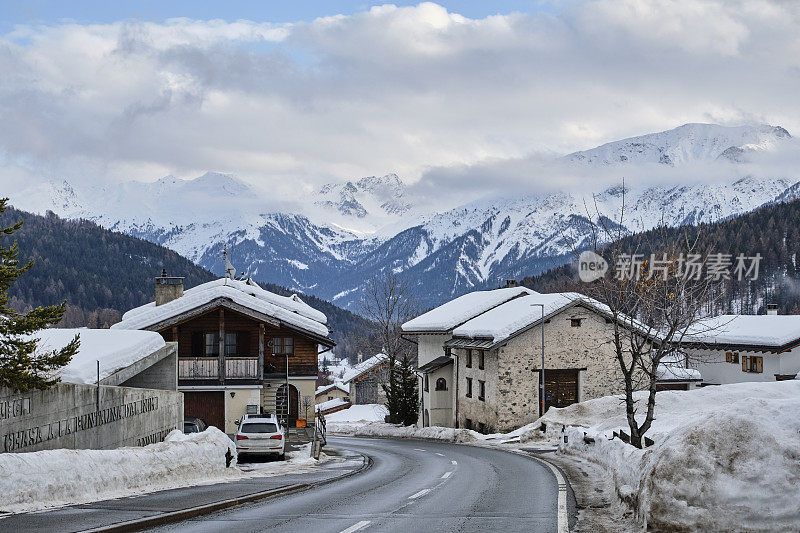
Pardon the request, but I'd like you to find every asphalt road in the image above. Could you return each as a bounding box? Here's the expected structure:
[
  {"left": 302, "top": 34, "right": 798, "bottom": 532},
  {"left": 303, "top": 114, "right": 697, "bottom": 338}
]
[{"left": 148, "top": 436, "right": 575, "bottom": 533}]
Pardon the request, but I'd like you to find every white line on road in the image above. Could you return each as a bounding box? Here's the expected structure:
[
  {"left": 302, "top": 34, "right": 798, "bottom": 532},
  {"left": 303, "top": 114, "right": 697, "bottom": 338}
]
[
  {"left": 435, "top": 452, "right": 445, "bottom": 456},
  {"left": 441, "top": 471, "right": 453, "bottom": 479},
  {"left": 413, "top": 448, "right": 426, "bottom": 452},
  {"left": 408, "top": 489, "right": 431, "bottom": 499},
  {"left": 451, "top": 460, "right": 457, "bottom": 465},
  {"left": 526, "top": 455, "right": 569, "bottom": 533},
  {"left": 340, "top": 520, "right": 371, "bottom": 533}
]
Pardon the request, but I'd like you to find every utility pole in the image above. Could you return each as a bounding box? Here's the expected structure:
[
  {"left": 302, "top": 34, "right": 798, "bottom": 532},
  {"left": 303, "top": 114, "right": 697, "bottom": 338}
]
[{"left": 530, "top": 304, "right": 545, "bottom": 417}]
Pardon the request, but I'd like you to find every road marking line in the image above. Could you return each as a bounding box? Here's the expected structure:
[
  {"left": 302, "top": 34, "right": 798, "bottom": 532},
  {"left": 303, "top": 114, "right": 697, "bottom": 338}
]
[
  {"left": 409, "top": 489, "right": 431, "bottom": 499},
  {"left": 435, "top": 452, "right": 445, "bottom": 456},
  {"left": 526, "top": 455, "right": 569, "bottom": 533},
  {"left": 340, "top": 520, "right": 371, "bottom": 533},
  {"left": 413, "top": 448, "right": 426, "bottom": 451},
  {"left": 441, "top": 471, "right": 453, "bottom": 479},
  {"left": 451, "top": 460, "right": 457, "bottom": 465}
]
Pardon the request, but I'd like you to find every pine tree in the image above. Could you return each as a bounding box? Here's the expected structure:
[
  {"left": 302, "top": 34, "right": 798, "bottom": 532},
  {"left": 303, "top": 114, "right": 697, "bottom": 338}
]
[
  {"left": 382, "top": 355, "right": 419, "bottom": 426},
  {"left": 0, "top": 199, "right": 79, "bottom": 392}
]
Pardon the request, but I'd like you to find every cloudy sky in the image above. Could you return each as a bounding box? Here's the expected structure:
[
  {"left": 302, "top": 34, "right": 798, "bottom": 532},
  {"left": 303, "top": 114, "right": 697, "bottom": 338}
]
[{"left": 1, "top": 0, "right": 799, "bottom": 200}]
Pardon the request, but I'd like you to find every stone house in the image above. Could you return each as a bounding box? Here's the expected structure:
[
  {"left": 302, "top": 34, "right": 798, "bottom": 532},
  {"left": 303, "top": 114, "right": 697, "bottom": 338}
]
[
  {"left": 113, "top": 268, "right": 334, "bottom": 433},
  {"left": 404, "top": 287, "right": 655, "bottom": 433},
  {"left": 315, "top": 383, "right": 350, "bottom": 404}
]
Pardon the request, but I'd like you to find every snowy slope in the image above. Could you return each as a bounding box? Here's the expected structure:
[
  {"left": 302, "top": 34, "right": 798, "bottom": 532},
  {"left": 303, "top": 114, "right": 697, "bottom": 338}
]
[{"left": 10, "top": 123, "right": 800, "bottom": 311}]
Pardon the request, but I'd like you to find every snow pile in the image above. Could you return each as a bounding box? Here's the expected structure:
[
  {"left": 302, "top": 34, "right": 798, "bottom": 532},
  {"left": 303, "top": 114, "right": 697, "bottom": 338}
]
[
  {"left": 402, "top": 287, "right": 534, "bottom": 333},
  {"left": 114, "top": 279, "right": 329, "bottom": 337},
  {"left": 332, "top": 421, "right": 482, "bottom": 443},
  {"left": 543, "top": 381, "right": 800, "bottom": 531},
  {"left": 326, "top": 404, "right": 388, "bottom": 424},
  {"left": 0, "top": 427, "right": 237, "bottom": 514},
  {"left": 31, "top": 328, "right": 166, "bottom": 385}
]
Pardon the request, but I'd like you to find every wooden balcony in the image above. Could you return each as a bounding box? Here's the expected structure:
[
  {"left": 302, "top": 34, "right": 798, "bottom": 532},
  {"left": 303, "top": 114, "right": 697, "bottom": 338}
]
[{"left": 178, "top": 357, "right": 260, "bottom": 380}]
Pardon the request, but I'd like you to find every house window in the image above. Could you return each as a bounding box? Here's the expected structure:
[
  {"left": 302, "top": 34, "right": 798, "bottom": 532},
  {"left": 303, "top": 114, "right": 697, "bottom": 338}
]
[
  {"left": 465, "top": 377, "right": 472, "bottom": 398},
  {"left": 571, "top": 318, "right": 582, "bottom": 327},
  {"left": 466, "top": 349, "right": 472, "bottom": 368},
  {"left": 435, "top": 377, "right": 447, "bottom": 391},
  {"left": 742, "top": 355, "right": 763, "bottom": 373},
  {"left": 225, "top": 333, "right": 237, "bottom": 356},
  {"left": 272, "top": 337, "right": 294, "bottom": 355},
  {"left": 478, "top": 350, "right": 485, "bottom": 370},
  {"left": 478, "top": 380, "right": 485, "bottom": 401},
  {"left": 205, "top": 333, "right": 219, "bottom": 356},
  {"left": 424, "top": 374, "right": 429, "bottom": 392},
  {"left": 464, "top": 418, "right": 473, "bottom": 430},
  {"left": 732, "top": 352, "right": 739, "bottom": 363}
]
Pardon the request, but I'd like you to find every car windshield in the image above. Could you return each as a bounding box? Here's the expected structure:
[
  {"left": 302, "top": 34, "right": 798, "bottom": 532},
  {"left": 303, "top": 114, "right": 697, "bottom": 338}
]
[
  {"left": 240, "top": 422, "right": 278, "bottom": 434},
  {"left": 184, "top": 423, "right": 198, "bottom": 433}
]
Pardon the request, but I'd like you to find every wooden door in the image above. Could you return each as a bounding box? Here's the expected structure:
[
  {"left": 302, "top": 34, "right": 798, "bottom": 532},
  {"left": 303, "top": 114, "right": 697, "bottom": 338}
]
[
  {"left": 183, "top": 391, "right": 225, "bottom": 431},
  {"left": 544, "top": 370, "right": 579, "bottom": 412}
]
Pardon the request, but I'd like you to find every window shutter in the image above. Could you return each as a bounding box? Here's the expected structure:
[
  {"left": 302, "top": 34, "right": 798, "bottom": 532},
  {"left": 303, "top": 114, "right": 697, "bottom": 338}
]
[
  {"left": 742, "top": 356, "right": 748, "bottom": 372},
  {"left": 726, "top": 352, "right": 732, "bottom": 363},
  {"left": 191, "top": 332, "right": 202, "bottom": 356},
  {"left": 756, "top": 357, "right": 763, "bottom": 373},
  {"left": 238, "top": 331, "right": 250, "bottom": 356}
]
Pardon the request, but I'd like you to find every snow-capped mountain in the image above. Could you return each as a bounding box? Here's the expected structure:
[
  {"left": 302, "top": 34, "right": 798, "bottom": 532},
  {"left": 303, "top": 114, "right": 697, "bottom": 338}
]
[{"left": 11, "top": 123, "right": 800, "bottom": 310}]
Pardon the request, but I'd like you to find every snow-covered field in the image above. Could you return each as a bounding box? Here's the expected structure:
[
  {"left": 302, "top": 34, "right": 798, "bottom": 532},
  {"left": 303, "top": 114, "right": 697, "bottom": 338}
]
[
  {"left": 0, "top": 428, "right": 328, "bottom": 514},
  {"left": 330, "top": 384, "right": 800, "bottom": 531}
]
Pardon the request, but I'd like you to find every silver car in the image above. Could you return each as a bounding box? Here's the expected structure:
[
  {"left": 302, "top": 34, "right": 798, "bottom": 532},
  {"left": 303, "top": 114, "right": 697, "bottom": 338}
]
[{"left": 235, "top": 415, "right": 285, "bottom": 459}]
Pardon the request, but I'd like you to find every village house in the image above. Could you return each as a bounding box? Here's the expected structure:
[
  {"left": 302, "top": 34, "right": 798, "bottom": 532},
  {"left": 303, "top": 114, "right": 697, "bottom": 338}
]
[
  {"left": 342, "top": 354, "right": 391, "bottom": 405},
  {"left": 683, "top": 310, "right": 800, "bottom": 384},
  {"left": 403, "top": 287, "right": 657, "bottom": 433},
  {"left": 315, "top": 383, "right": 350, "bottom": 404},
  {"left": 112, "top": 266, "right": 334, "bottom": 433}
]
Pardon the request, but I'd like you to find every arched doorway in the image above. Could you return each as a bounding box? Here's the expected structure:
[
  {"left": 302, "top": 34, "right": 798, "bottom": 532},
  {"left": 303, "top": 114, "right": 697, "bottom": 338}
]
[{"left": 276, "top": 384, "right": 299, "bottom": 426}]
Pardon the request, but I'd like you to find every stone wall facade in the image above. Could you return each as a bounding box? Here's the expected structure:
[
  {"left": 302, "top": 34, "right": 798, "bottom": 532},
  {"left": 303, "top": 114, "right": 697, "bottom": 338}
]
[
  {"left": 457, "top": 305, "right": 629, "bottom": 433},
  {"left": 0, "top": 382, "right": 183, "bottom": 453}
]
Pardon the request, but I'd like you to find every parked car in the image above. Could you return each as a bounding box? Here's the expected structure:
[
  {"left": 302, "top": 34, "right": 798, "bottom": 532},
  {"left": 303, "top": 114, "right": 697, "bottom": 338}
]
[
  {"left": 183, "top": 417, "right": 207, "bottom": 434},
  {"left": 235, "top": 414, "right": 285, "bottom": 459}
]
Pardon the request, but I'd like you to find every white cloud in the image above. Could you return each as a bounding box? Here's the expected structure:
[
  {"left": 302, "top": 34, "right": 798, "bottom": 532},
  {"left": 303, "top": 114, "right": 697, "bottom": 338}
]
[{"left": 0, "top": 1, "right": 799, "bottom": 200}]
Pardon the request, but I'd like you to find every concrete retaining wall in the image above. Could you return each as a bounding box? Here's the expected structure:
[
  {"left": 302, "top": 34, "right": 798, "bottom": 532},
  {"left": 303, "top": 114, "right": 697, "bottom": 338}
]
[{"left": 0, "top": 382, "right": 183, "bottom": 453}]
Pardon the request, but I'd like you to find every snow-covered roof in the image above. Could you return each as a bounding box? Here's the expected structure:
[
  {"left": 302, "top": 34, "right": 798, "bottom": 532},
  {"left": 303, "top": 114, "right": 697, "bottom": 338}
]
[
  {"left": 32, "top": 328, "right": 166, "bottom": 385},
  {"left": 656, "top": 353, "right": 702, "bottom": 382},
  {"left": 402, "top": 287, "right": 536, "bottom": 333},
  {"left": 342, "top": 353, "right": 391, "bottom": 384},
  {"left": 685, "top": 315, "right": 800, "bottom": 348},
  {"left": 113, "top": 278, "right": 330, "bottom": 339},
  {"left": 315, "top": 383, "right": 349, "bottom": 396},
  {"left": 315, "top": 398, "right": 350, "bottom": 413}
]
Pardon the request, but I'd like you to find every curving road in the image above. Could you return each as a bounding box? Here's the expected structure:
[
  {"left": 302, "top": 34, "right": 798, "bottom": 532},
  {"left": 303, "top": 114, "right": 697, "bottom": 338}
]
[{"left": 148, "top": 436, "right": 575, "bottom": 533}]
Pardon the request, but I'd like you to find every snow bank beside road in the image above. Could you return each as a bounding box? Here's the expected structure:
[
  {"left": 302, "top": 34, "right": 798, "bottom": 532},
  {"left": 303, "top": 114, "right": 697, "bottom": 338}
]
[
  {"left": 0, "top": 428, "right": 238, "bottom": 514},
  {"left": 550, "top": 381, "right": 800, "bottom": 531}
]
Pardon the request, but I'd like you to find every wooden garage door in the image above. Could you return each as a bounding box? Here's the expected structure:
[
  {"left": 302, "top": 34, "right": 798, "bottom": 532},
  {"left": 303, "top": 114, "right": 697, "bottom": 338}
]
[
  {"left": 183, "top": 391, "right": 225, "bottom": 431},
  {"left": 544, "top": 370, "right": 579, "bottom": 412}
]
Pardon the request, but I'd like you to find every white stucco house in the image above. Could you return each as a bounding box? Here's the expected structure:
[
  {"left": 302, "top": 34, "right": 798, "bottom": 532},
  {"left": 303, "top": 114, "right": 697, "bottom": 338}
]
[{"left": 683, "top": 314, "right": 800, "bottom": 384}]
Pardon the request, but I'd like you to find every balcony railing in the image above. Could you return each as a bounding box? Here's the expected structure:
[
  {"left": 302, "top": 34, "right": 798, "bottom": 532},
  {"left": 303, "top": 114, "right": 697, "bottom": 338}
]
[
  {"left": 225, "top": 357, "right": 259, "bottom": 379},
  {"left": 178, "top": 357, "right": 260, "bottom": 380},
  {"left": 179, "top": 358, "right": 219, "bottom": 379}
]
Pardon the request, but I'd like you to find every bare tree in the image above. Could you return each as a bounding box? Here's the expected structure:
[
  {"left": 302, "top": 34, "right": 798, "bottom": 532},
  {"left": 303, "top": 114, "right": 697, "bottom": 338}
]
[
  {"left": 359, "top": 271, "right": 418, "bottom": 424},
  {"left": 580, "top": 186, "right": 722, "bottom": 448}
]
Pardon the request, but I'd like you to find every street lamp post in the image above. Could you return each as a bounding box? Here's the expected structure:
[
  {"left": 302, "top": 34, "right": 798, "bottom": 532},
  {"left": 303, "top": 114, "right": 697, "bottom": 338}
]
[{"left": 530, "top": 304, "right": 545, "bottom": 417}]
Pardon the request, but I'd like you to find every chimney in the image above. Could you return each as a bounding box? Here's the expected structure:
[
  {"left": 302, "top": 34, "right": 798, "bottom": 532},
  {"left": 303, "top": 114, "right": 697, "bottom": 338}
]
[
  {"left": 505, "top": 279, "right": 518, "bottom": 288},
  {"left": 357, "top": 352, "right": 364, "bottom": 364},
  {"left": 766, "top": 303, "right": 779, "bottom": 316},
  {"left": 155, "top": 269, "right": 184, "bottom": 306}
]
